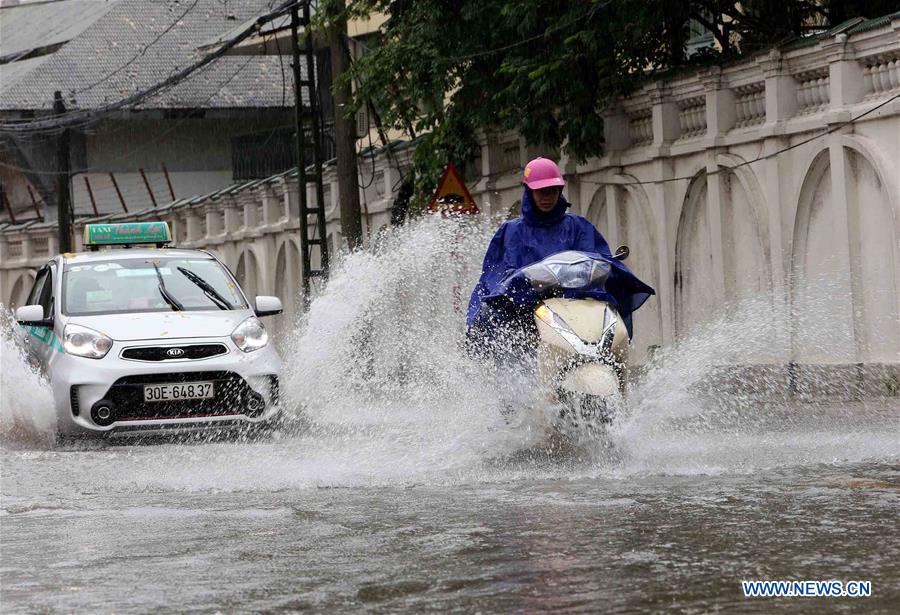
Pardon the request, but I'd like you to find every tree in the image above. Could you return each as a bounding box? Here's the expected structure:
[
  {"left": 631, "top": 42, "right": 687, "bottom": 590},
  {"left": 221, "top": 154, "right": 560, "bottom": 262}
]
[{"left": 329, "top": 0, "right": 892, "bottom": 207}]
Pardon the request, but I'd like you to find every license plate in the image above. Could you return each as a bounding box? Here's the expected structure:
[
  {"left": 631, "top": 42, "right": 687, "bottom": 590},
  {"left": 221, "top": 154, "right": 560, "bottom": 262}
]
[{"left": 143, "top": 382, "right": 214, "bottom": 403}]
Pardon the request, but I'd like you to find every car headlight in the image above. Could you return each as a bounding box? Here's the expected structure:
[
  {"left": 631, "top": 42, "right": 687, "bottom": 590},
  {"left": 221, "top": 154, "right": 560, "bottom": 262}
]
[
  {"left": 63, "top": 323, "right": 113, "bottom": 359},
  {"left": 231, "top": 316, "right": 268, "bottom": 352}
]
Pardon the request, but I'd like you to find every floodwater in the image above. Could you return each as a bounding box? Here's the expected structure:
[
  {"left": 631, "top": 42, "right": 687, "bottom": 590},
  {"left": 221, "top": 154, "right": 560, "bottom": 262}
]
[{"left": 2, "top": 218, "right": 899, "bottom": 612}]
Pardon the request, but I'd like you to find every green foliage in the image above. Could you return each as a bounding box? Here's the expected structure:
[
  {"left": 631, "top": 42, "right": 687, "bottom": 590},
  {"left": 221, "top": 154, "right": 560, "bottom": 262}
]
[{"left": 324, "top": 0, "right": 887, "bottom": 208}]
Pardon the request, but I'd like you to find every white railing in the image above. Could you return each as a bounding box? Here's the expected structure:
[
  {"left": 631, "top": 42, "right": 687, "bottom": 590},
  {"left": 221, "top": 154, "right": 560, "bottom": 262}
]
[
  {"left": 733, "top": 82, "right": 766, "bottom": 127},
  {"left": 627, "top": 108, "right": 653, "bottom": 146},
  {"left": 3, "top": 13, "right": 899, "bottom": 357},
  {"left": 677, "top": 96, "right": 707, "bottom": 138},
  {"left": 794, "top": 68, "right": 830, "bottom": 115},
  {"left": 863, "top": 53, "right": 900, "bottom": 98}
]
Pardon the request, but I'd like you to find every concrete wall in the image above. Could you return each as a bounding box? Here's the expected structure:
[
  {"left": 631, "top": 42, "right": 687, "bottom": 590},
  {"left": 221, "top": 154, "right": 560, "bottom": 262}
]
[{"left": 468, "top": 23, "right": 900, "bottom": 366}]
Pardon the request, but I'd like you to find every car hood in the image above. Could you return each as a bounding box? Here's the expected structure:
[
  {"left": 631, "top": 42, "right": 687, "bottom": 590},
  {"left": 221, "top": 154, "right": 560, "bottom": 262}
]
[{"left": 68, "top": 311, "right": 251, "bottom": 341}]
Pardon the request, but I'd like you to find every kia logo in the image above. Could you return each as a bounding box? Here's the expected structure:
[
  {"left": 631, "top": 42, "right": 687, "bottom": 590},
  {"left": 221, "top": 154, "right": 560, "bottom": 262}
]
[{"left": 166, "top": 348, "right": 185, "bottom": 358}]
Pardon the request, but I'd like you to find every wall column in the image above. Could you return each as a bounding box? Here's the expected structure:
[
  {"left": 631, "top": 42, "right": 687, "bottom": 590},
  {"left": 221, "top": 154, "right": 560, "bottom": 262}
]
[
  {"left": 700, "top": 67, "right": 736, "bottom": 139},
  {"left": 705, "top": 151, "right": 727, "bottom": 304},
  {"left": 604, "top": 184, "right": 619, "bottom": 249},
  {"left": 759, "top": 50, "right": 795, "bottom": 294},
  {"left": 827, "top": 133, "right": 859, "bottom": 361},
  {"left": 649, "top": 158, "right": 675, "bottom": 345}
]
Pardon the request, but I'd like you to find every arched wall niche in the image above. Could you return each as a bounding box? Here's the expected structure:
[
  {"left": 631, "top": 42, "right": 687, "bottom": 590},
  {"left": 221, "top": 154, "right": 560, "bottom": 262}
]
[
  {"left": 715, "top": 153, "right": 772, "bottom": 302},
  {"left": 791, "top": 143, "right": 898, "bottom": 362},
  {"left": 585, "top": 179, "right": 662, "bottom": 362},
  {"left": 9, "top": 272, "right": 35, "bottom": 309},
  {"left": 674, "top": 171, "right": 715, "bottom": 337},
  {"left": 236, "top": 249, "right": 260, "bottom": 302},
  {"left": 845, "top": 146, "right": 899, "bottom": 361}
]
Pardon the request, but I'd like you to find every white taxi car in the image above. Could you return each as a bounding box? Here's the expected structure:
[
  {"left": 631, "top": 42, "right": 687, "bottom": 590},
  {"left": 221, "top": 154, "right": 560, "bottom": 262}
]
[{"left": 15, "top": 221, "right": 283, "bottom": 438}]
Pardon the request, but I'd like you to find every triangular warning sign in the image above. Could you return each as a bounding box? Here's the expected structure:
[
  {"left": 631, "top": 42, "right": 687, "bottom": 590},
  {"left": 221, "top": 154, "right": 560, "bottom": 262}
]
[{"left": 427, "top": 161, "right": 480, "bottom": 215}]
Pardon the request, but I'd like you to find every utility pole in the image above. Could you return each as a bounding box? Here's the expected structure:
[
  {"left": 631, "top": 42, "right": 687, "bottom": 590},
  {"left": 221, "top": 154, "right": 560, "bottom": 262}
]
[
  {"left": 292, "top": 1, "right": 329, "bottom": 303},
  {"left": 328, "top": 0, "right": 362, "bottom": 250},
  {"left": 53, "top": 91, "right": 73, "bottom": 252}
]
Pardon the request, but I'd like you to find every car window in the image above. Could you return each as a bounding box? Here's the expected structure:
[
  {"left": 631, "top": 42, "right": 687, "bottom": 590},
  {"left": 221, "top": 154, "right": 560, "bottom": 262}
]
[
  {"left": 63, "top": 257, "right": 248, "bottom": 316},
  {"left": 38, "top": 266, "right": 54, "bottom": 318},
  {"left": 26, "top": 268, "right": 48, "bottom": 307},
  {"left": 26, "top": 267, "right": 54, "bottom": 318}
]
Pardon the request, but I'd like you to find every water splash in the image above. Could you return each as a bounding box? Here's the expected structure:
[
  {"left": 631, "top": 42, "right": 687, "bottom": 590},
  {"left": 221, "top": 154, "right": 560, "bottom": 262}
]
[
  {"left": 612, "top": 286, "right": 899, "bottom": 476},
  {"left": 0, "top": 308, "right": 56, "bottom": 448},
  {"left": 2, "top": 217, "right": 896, "bottom": 491},
  {"left": 279, "top": 216, "right": 553, "bottom": 479},
  {"left": 271, "top": 215, "right": 898, "bottom": 486}
]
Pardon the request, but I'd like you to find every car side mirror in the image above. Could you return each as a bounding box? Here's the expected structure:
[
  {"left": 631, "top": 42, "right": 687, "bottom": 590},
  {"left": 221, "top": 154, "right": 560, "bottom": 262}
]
[
  {"left": 614, "top": 245, "right": 630, "bottom": 261},
  {"left": 255, "top": 296, "right": 283, "bottom": 317},
  {"left": 15, "top": 304, "right": 51, "bottom": 327}
]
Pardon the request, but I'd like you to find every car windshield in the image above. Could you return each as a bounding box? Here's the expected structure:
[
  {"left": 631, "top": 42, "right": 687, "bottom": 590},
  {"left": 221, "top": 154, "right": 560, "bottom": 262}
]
[{"left": 63, "top": 257, "right": 248, "bottom": 316}]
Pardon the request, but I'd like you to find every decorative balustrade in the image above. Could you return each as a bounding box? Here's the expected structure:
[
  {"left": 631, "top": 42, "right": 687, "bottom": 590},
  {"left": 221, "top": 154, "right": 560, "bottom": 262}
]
[
  {"left": 863, "top": 54, "right": 900, "bottom": 99},
  {"left": 31, "top": 236, "right": 49, "bottom": 256},
  {"left": 733, "top": 83, "right": 766, "bottom": 128},
  {"left": 627, "top": 108, "right": 653, "bottom": 146},
  {"left": 794, "top": 69, "right": 830, "bottom": 114},
  {"left": 487, "top": 139, "right": 520, "bottom": 175},
  {"left": 7, "top": 240, "right": 22, "bottom": 259},
  {"left": 677, "top": 96, "right": 707, "bottom": 138},
  {"left": 3, "top": 13, "right": 899, "bottom": 334}
]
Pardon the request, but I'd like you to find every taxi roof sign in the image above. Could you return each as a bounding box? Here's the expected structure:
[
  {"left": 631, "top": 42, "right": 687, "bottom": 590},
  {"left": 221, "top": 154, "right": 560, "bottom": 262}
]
[
  {"left": 83, "top": 222, "right": 172, "bottom": 249},
  {"left": 427, "top": 161, "right": 479, "bottom": 215}
]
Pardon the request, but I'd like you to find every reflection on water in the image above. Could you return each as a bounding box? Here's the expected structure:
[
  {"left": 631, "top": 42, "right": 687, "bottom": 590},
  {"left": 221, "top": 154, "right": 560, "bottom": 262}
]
[{"left": 1, "top": 217, "right": 898, "bottom": 611}]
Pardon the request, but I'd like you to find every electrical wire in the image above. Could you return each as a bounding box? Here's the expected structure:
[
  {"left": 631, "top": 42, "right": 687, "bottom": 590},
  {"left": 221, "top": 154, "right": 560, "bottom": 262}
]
[
  {"left": 0, "top": 0, "right": 304, "bottom": 133},
  {"left": 1, "top": 56, "right": 260, "bottom": 220},
  {"left": 70, "top": 0, "right": 202, "bottom": 96},
  {"left": 580, "top": 91, "right": 900, "bottom": 187},
  {"left": 0, "top": 57, "right": 261, "bottom": 177},
  {"left": 271, "top": 15, "right": 289, "bottom": 107}
]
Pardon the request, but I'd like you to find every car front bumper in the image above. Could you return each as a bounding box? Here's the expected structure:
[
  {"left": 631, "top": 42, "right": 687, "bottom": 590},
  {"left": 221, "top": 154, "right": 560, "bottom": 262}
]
[{"left": 49, "top": 338, "right": 283, "bottom": 436}]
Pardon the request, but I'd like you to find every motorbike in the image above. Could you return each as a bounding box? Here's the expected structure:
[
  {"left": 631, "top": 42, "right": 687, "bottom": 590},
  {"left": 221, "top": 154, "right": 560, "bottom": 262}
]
[{"left": 478, "top": 247, "right": 652, "bottom": 429}]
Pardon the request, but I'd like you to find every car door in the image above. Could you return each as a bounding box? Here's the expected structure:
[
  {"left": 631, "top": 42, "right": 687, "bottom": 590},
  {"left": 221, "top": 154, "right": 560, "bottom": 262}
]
[{"left": 20, "top": 262, "right": 63, "bottom": 373}]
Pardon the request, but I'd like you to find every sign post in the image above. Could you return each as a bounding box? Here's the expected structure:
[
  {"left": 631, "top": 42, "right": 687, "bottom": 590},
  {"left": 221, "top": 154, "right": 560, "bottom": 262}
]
[{"left": 428, "top": 161, "right": 480, "bottom": 313}]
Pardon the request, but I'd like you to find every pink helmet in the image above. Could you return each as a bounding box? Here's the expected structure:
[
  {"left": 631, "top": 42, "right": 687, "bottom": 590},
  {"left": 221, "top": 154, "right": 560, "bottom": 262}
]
[{"left": 522, "top": 157, "right": 565, "bottom": 190}]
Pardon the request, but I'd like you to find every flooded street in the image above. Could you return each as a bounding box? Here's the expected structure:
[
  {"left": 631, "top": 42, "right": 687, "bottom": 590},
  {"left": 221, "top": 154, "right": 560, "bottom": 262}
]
[
  {"left": 2, "top": 416, "right": 899, "bottom": 613},
  {"left": 2, "top": 219, "right": 898, "bottom": 612}
]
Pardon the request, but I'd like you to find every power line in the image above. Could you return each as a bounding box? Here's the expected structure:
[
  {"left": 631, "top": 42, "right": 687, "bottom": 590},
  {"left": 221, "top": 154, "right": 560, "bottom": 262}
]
[
  {"left": 580, "top": 92, "right": 900, "bottom": 187},
  {"left": 0, "top": 57, "right": 261, "bottom": 177},
  {"left": 0, "top": 0, "right": 303, "bottom": 134},
  {"left": 70, "top": 0, "right": 202, "bottom": 96}
]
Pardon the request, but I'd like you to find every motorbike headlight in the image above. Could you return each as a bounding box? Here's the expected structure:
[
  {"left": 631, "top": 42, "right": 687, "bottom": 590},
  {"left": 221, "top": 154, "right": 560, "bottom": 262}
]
[
  {"left": 63, "top": 323, "right": 113, "bottom": 359},
  {"left": 231, "top": 316, "right": 268, "bottom": 352}
]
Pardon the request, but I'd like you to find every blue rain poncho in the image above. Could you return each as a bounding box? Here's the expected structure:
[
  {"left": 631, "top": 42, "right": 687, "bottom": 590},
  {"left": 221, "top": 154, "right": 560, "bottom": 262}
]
[{"left": 466, "top": 188, "right": 655, "bottom": 338}]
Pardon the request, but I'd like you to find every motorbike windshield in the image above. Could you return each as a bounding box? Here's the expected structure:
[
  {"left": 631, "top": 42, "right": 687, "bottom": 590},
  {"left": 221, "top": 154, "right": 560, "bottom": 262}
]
[
  {"left": 520, "top": 251, "right": 611, "bottom": 291},
  {"left": 479, "top": 250, "right": 655, "bottom": 339}
]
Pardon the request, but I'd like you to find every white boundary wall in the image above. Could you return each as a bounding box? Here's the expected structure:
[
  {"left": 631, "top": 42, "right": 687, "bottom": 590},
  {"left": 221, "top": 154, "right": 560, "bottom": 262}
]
[{"left": 3, "top": 18, "right": 898, "bottom": 374}]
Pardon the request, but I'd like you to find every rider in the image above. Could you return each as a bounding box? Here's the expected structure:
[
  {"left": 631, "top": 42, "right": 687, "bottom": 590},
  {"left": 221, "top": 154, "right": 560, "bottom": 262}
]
[{"left": 466, "top": 157, "right": 614, "bottom": 356}]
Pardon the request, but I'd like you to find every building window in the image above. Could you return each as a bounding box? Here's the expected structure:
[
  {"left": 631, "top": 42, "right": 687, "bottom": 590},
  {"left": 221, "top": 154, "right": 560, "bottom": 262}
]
[
  {"left": 232, "top": 124, "right": 338, "bottom": 181},
  {"left": 232, "top": 128, "right": 295, "bottom": 180}
]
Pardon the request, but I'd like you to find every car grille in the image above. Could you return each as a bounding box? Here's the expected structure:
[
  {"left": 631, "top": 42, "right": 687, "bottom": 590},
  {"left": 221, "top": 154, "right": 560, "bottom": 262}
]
[
  {"left": 121, "top": 344, "right": 228, "bottom": 362},
  {"left": 96, "top": 371, "right": 266, "bottom": 423},
  {"left": 70, "top": 386, "right": 81, "bottom": 416}
]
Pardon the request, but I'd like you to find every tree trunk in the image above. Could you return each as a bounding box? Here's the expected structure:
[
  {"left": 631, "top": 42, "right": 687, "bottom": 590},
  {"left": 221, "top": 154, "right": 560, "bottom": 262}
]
[{"left": 330, "top": 0, "right": 362, "bottom": 250}]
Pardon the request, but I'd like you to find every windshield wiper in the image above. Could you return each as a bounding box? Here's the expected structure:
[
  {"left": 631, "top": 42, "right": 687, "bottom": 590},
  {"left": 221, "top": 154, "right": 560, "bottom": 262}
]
[
  {"left": 177, "top": 266, "right": 234, "bottom": 311},
  {"left": 154, "top": 263, "right": 183, "bottom": 311}
]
